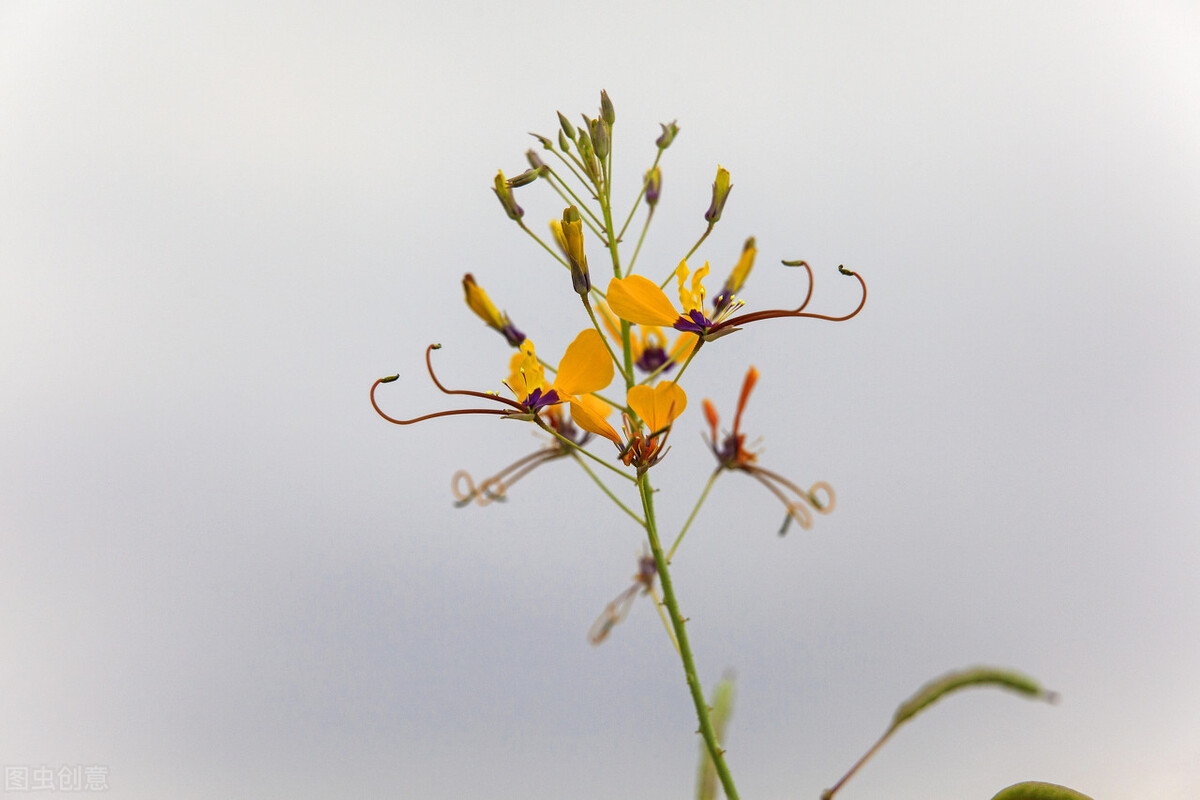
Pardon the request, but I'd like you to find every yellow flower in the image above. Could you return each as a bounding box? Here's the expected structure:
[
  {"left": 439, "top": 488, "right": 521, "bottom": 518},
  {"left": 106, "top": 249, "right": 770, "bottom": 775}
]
[
  {"left": 594, "top": 300, "right": 697, "bottom": 376},
  {"left": 570, "top": 380, "right": 688, "bottom": 471},
  {"left": 506, "top": 330, "right": 613, "bottom": 412},
  {"left": 607, "top": 260, "right": 715, "bottom": 334}
]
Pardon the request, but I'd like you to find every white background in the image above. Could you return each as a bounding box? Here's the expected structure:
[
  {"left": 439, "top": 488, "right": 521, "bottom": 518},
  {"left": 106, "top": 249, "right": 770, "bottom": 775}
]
[{"left": 2, "top": 2, "right": 1198, "bottom": 798}]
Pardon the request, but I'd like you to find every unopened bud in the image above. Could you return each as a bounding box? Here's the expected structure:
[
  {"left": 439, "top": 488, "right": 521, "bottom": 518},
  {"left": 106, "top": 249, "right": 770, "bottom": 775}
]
[
  {"left": 463, "top": 273, "right": 525, "bottom": 347},
  {"left": 656, "top": 120, "right": 679, "bottom": 149},
  {"left": 576, "top": 130, "right": 599, "bottom": 180},
  {"left": 492, "top": 170, "right": 524, "bottom": 221},
  {"left": 600, "top": 90, "right": 615, "bottom": 126},
  {"left": 561, "top": 206, "right": 591, "bottom": 296},
  {"left": 507, "top": 167, "right": 541, "bottom": 187},
  {"left": 590, "top": 118, "right": 610, "bottom": 161},
  {"left": 557, "top": 111, "right": 576, "bottom": 140},
  {"left": 525, "top": 149, "right": 545, "bottom": 171},
  {"left": 530, "top": 132, "right": 553, "bottom": 149},
  {"left": 558, "top": 129, "right": 571, "bottom": 152},
  {"left": 644, "top": 166, "right": 662, "bottom": 207},
  {"left": 704, "top": 165, "right": 732, "bottom": 224},
  {"left": 714, "top": 236, "right": 756, "bottom": 314}
]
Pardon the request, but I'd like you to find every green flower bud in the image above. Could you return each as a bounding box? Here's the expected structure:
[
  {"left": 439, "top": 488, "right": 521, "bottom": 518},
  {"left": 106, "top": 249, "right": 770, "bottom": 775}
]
[
  {"left": 492, "top": 170, "right": 524, "bottom": 221},
  {"left": 600, "top": 90, "right": 615, "bottom": 126},
  {"left": 507, "top": 167, "right": 541, "bottom": 187},
  {"left": 557, "top": 111, "right": 575, "bottom": 140},
  {"left": 644, "top": 166, "right": 662, "bottom": 207},
  {"left": 590, "top": 117, "right": 610, "bottom": 161},
  {"left": 558, "top": 129, "right": 571, "bottom": 152},
  {"left": 656, "top": 120, "right": 679, "bottom": 149},
  {"left": 704, "top": 165, "right": 732, "bottom": 224},
  {"left": 526, "top": 149, "right": 546, "bottom": 171}
]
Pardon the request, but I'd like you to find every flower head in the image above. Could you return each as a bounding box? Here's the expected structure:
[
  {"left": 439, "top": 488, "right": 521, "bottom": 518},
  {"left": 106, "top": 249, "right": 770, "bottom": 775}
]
[
  {"left": 607, "top": 260, "right": 734, "bottom": 338},
  {"left": 570, "top": 379, "right": 687, "bottom": 472}
]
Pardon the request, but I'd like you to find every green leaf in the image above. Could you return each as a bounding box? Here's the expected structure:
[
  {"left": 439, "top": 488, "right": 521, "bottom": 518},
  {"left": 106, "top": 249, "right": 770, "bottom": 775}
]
[
  {"left": 990, "top": 781, "right": 1094, "bottom": 800},
  {"left": 892, "top": 666, "right": 1054, "bottom": 729}
]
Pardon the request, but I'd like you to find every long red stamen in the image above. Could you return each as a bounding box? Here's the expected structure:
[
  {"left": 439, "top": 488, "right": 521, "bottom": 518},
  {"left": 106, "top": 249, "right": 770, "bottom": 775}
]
[
  {"left": 369, "top": 344, "right": 526, "bottom": 426},
  {"left": 710, "top": 265, "right": 867, "bottom": 335},
  {"left": 732, "top": 366, "right": 758, "bottom": 437}
]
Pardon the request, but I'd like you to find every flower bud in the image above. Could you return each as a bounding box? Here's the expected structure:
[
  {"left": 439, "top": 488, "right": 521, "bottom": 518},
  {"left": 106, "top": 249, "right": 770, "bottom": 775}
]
[
  {"left": 463, "top": 273, "right": 525, "bottom": 347},
  {"left": 526, "top": 149, "right": 545, "bottom": 171},
  {"left": 656, "top": 120, "right": 679, "bottom": 149},
  {"left": 576, "top": 130, "right": 599, "bottom": 181},
  {"left": 600, "top": 90, "right": 615, "bottom": 126},
  {"left": 557, "top": 111, "right": 576, "bottom": 140},
  {"left": 492, "top": 170, "right": 524, "bottom": 221},
  {"left": 507, "top": 167, "right": 541, "bottom": 187},
  {"left": 704, "top": 165, "right": 732, "bottom": 224},
  {"left": 561, "top": 206, "right": 591, "bottom": 296},
  {"left": 530, "top": 132, "right": 553, "bottom": 149},
  {"left": 714, "top": 236, "right": 756, "bottom": 314},
  {"left": 558, "top": 129, "right": 571, "bottom": 152},
  {"left": 644, "top": 166, "right": 662, "bottom": 207},
  {"left": 590, "top": 117, "right": 610, "bottom": 161}
]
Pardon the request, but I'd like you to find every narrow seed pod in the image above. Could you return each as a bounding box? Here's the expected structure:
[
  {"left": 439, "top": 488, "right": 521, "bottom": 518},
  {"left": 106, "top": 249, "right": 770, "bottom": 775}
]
[
  {"left": 892, "top": 666, "right": 1053, "bottom": 728},
  {"left": 989, "top": 781, "right": 1094, "bottom": 800}
]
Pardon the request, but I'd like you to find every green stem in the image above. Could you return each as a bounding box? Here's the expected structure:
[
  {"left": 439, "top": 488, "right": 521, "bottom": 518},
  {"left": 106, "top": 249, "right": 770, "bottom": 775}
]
[
  {"left": 666, "top": 469, "right": 721, "bottom": 562},
  {"left": 517, "top": 220, "right": 570, "bottom": 270},
  {"left": 637, "top": 474, "right": 740, "bottom": 800},
  {"left": 544, "top": 165, "right": 605, "bottom": 234},
  {"left": 669, "top": 339, "right": 703, "bottom": 386},
  {"left": 616, "top": 148, "right": 663, "bottom": 244},
  {"left": 570, "top": 453, "right": 643, "bottom": 527},
  {"left": 661, "top": 223, "right": 714, "bottom": 288},
  {"left": 624, "top": 206, "right": 655, "bottom": 278}
]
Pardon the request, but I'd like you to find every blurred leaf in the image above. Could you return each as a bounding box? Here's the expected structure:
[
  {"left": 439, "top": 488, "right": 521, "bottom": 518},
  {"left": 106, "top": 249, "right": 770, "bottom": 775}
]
[
  {"left": 696, "top": 672, "right": 736, "bottom": 800},
  {"left": 990, "top": 781, "right": 1094, "bottom": 800}
]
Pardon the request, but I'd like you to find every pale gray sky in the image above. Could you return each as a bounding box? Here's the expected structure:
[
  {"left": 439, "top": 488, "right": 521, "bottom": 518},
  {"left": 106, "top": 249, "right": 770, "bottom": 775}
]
[{"left": 2, "top": 2, "right": 1198, "bottom": 798}]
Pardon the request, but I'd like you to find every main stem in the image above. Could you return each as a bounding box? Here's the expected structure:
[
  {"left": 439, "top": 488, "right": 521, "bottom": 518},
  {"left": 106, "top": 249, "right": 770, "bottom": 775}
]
[{"left": 638, "top": 474, "right": 740, "bottom": 800}]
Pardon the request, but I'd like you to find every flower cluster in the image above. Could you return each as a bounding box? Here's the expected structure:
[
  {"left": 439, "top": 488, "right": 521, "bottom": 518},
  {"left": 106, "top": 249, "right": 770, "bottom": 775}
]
[{"left": 372, "top": 92, "right": 866, "bottom": 799}]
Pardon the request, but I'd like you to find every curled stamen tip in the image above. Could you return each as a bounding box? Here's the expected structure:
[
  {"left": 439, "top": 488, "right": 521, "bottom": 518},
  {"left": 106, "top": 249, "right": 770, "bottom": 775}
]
[
  {"left": 430, "top": 343, "right": 443, "bottom": 350},
  {"left": 781, "top": 259, "right": 809, "bottom": 267},
  {"left": 379, "top": 374, "right": 399, "bottom": 383},
  {"left": 837, "top": 264, "right": 855, "bottom": 276}
]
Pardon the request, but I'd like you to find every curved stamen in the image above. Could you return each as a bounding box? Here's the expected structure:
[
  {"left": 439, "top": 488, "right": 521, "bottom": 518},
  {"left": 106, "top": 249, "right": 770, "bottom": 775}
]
[
  {"left": 745, "top": 468, "right": 814, "bottom": 533},
  {"left": 370, "top": 344, "right": 528, "bottom": 426},
  {"left": 709, "top": 265, "right": 867, "bottom": 335},
  {"left": 453, "top": 447, "right": 566, "bottom": 506},
  {"left": 421, "top": 344, "right": 526, "bottom": 411}
]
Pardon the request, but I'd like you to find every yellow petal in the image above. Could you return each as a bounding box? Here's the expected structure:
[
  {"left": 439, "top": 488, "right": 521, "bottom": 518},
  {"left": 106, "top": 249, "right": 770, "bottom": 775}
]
[
  {"left": 574, "top": 392, "right": 614, "bottom": 420},
  {"left": 570, "top": 399, "right": 622, "bottom": 447},
  {"left": 507, "top": 339, "right": 547, "bottom": 400},
  {"left": 628, "top": 381, "right": 687, "bottom": 432},
  {"left": 675, "top": 260, "right": 709, "bottom": 313},
  {"left": 552, "top": 329, "right": 614, "bottom": 397},
  {"left": 607, "top": 275, "right": 681, "bottom": 328}
]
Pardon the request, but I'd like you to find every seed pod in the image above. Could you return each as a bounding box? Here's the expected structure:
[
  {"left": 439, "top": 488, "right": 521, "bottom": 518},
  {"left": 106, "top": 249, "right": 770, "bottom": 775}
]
[{"left": 893, "top": 666, "right": 1053, "bottom": 728}]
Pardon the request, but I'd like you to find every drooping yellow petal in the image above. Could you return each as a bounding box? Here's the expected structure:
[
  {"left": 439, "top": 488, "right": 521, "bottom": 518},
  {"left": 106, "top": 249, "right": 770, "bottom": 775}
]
[
  {"left": 570, "top": 398, "right": 622, "bottom": 447},
  {"left": 574, "top": 391, "right": 614, "bottom": 420},
  {"left": 607, "top": 275, "right": 681, "bottom": 328},
  {"left": 628, "top": 381, "right": 688, "bottom": 432},
  {"left": 675, "top": 260, "right": 710, "bottom": 314},
  {"left": 552, "top": 329, "right": 614, "bottom": 397},
  {"left": 507, "top": 340, "right": 547, "bottom": 401}
]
